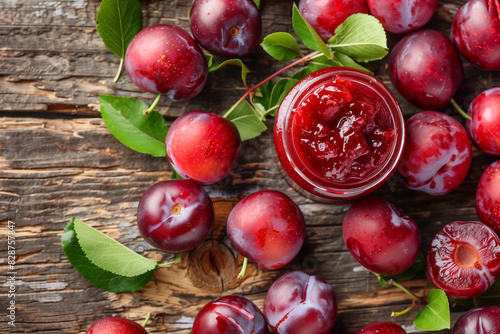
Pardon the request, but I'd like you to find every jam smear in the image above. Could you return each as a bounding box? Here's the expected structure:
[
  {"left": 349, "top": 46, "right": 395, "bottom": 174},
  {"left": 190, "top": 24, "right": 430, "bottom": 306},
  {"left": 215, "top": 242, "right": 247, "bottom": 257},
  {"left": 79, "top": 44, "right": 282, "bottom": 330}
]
[{"left": 292, "top": 77, "right": 396, "bottom": 182}]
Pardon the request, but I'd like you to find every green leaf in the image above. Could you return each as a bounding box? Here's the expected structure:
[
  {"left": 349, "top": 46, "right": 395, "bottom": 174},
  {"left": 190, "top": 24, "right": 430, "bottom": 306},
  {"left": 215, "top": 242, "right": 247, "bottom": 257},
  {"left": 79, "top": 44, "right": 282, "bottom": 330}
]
[
  {"left": 414, "top": 289, "right": 450, "bottom": 331},
  {"left": 171, "top": 169, "right": 183, "bottom": 180},
  {"left": 328, "top": 13, "right": 388, "bottom": 63},
  {"left": 262, "top": 32, "right": 302, "bottom": 61},
  {"left": 292, "top": 3, "right": 331, "bottom": 59},
  {"left": 99, "top": 95, "right": 168, "bottom": 157},
  {"left": 390, "top": 252, "right": 426, "bottom": 281},
  {"left": 253, "top": 80, "right": 276, "bottom": 110},
  {"left": 253, "top": 0, "right": 260, "bottom": 9},
  {"left": 335, "top": 52, "right": 373, "bottom": 75},
  {"left": 223, "top": 100, "right": 267, "bottom": 141},
  {"left": 96, "top": 0, "right": 143, "bottom": 58},
  {"left": 73, "top": 218, "right": 157, "bottom": 277},
  {"left": 62, "top": 218, "right": 155, "bottom": 292},
  {"left": 207, "top": 57, "right": 251, "bottom": 87}
]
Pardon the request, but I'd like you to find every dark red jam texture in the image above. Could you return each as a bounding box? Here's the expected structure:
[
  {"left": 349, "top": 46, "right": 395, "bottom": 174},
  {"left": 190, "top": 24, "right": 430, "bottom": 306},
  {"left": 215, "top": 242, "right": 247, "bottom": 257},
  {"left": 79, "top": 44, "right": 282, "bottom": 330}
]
[{"left": 291, "top": 77, "right": 396, "bottom": 183}]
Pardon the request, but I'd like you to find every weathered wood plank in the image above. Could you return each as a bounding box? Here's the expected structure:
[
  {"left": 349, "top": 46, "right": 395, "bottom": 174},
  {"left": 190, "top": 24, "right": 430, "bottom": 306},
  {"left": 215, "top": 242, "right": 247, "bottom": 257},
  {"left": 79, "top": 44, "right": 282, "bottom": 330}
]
[{"left": 0, "top": 115, "right": 491, "bottom": 333}]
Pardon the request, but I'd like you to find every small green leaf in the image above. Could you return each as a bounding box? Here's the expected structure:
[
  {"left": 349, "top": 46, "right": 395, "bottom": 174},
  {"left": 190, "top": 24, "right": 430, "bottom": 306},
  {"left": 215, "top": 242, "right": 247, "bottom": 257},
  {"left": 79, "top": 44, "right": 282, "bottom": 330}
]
[
  {"left": 99, "top": 95, "right": 168, "bottom": 157},
  {"left": 335, "top": 52, "right": 373, "bottom": 75},
  {"left": 207, "top": 58, "right": 251, "bottom": 87},
  {"left": 262, "top": 32, "right": 302, "bottom": 61},
  {"left": 171, "top": 169, "right": 183, "bottom": 180},
  {"left": 253, "top": 0, "right": 260, "bottom": 9},
  {"left": 377, "top": 274, "right": 388, "bottom": 288},
  {"left": 223, "top": 100, "right": 267, "bottom": 141},
  {"left": 253, "top": 80, "right": 276, "bottom": 110},
  {"left": 414, "top": 289, "right": 450, "bottom": 331},
  {"left": 292, "top": 3, "right": 331, "bottom": 59},
  {"left": 96, "top": 0, "right": 142, "bottom": 58},
  {"left": 73, "top": 218, "right": 157, "bottom": 277},
  {"left": 390, "top": 252, "right": 426, "bottom": 281},
  {"left": 328, "top": 13, "right": 388, "bottom": 63},
  {"left": 62, "top": 218, "right": 155, "bottom": 292}
]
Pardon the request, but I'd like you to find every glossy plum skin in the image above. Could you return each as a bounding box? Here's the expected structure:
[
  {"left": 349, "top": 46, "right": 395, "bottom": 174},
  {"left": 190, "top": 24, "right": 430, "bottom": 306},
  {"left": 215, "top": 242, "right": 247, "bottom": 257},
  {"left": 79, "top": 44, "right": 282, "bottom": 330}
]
[
  {"left": 124, "top": 24, "right": 208, "bottom": 100},
  {"left": 452, "top": 0, "right": 500, "bottom": 70},
  {"left": 426, "top": 221, "right": 500, "bottom": 299},
  {"left": 192, "top": 295, "right": 269, "bottom": 334},
  {"left": 355, "top": 322, "right": 407, "bottom": 334},
  {"left": 476, "top": 160, "right": 500, "bottom": 234},
  {"left": 388, "top": 29, "right": 464, "bottom": 110},
  {"left": 227, "top": 190, "right": 306, "bottom": 270},
  {"left": 299, "top": 0, "right": 369, "bottom": 41},
  {"left": 451, "top": 306, "right": 500, "bottom": 334},
  {"left": 397, "top": 111, "right": 472, "bottom": 196},
  {"left": 467, "top": 87, "right": 500, "bottom": 155},
  {"left": 343, "top": 196, "right": 421, "bottom": 275},
  {"left": 86, "top": 317, "right": 148, "bottom": 334},
  {"left": 165, "top": 111, "right": 241, "bottom": 185},
  {"left": 136, "top": 179, "right": 214, "bottom": 252},
  {"left": 263, "top": 271, "right": 337, "bottom": 334},
  {"left": 190, "top": 0, "right": 262, "bottom": 58},
  {"left": 367, "top": 0, "right": 438, "bottom": 34}
]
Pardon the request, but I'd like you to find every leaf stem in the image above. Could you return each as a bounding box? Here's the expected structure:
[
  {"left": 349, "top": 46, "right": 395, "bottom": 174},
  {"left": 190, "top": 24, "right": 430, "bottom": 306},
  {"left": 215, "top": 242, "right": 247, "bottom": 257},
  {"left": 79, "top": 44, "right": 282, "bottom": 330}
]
[
  {"left": 391, "top": 300, "right": 416, "bottom": 318},
  {"left": 237, "top": 257, "right": 249, "bottom": 280},
  {"left": 141, "top": 312, "right": 152, "bottom": 328},
  {"left": 144, "top": 93, "right": 162, "bottom": 115},
  {"left": 157, "top": 252, "right": 182, "bottom": 268},
  {"left": 113, "top": 58, "right": 124, "bottom": 83},
  {"left": 450, "top": 98, "right": 472, "bottom": 121},
  {"left": 223, "top": 51, "right": 320, "bottom": 119}
]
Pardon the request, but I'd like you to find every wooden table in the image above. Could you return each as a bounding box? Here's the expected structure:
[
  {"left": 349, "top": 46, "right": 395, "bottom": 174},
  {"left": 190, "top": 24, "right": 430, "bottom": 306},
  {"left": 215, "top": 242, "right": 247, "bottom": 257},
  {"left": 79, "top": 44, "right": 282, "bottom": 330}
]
[{"left": 1, "top": 0, "right": 499, "bottom": 333}]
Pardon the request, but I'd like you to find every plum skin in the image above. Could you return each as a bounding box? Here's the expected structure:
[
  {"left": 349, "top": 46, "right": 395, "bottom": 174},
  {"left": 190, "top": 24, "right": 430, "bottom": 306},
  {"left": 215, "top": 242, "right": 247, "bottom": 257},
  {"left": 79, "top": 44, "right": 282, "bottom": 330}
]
[
  {"left": 452, "top": 0, "right": 500, "bottom": 70},
  {"left": 426, "top": 221, "right": 500, "bottom": 299},
  {"left": 124, "top": 24, "right": 208, "bottom": 100},
  {"left": 189, "top": 0, "right": 262, "bottom": 58},
  {"left": 86, "top": 317, "right": 148, "bottom": 334},
  {"left": 476, "top": 160, "right": 500, "bottom": 234},
  {"left": 343, "top": 196, "right": 421, "bottom": 276},
  {"left": 451, "top": 306, "right": 500, "bottom": 334},
  {"left": 367, "top": 0, "right": 438, "bottom": 34},
  {"left": 466, "top": 87, "right": 500, "bottom": 155},
  {"left": 192, "top": 295, "right": 269, "bottom": 334},
  {"left": 355, "top": 322, "right": 407, "bottom": 334},
  {"left": 227, "top": 190, "right": 306, "bottom": 270},
  {"left": 299, "top": 0, "right": 369, "bottom": 42},
  {"left": 397, "top": 111, "right": 472, "bottom": 196},
  {"left": 165, "top": 111, "right": 241, "bottom": 185},
  {"left": 263, "top": 271, "right": 337, "bottom": 334},
  {"left": 388, "top": 29, "right": 464, "bottom": 110},
  {"left": 136, "top": 179, "right": 214, "bottom": 253}
]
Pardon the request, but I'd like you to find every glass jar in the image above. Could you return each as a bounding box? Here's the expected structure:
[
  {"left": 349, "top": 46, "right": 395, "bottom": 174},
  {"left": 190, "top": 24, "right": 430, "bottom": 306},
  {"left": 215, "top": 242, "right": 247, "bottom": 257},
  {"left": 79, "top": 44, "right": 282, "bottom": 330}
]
[{"left": 274, "top": 67, "right": 405, "bottom": 203}]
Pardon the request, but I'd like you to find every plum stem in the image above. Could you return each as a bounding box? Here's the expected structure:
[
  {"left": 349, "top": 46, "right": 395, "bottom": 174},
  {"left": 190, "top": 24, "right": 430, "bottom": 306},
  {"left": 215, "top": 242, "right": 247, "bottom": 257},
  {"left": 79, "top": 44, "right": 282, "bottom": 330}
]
[
  {"left": 451, "top": 98, "right": 472, "bottom": 121},
  {"left": 113, "top": 58, "right": 124, "bottom": 83},
  {"left": 223, "top": 51, "right": 320, "bottom": 119},
  {"left": 144, "top": 93, "right": 162, "bottom": 115},
  {"left": 237, "top": 257, "right": 249, "bottom": 280},
  {"left": 157, "top": 252, "right": 183, "bottom": 268},
  {"left": 391, "top": 299, "right": 416, "bottom": 318},
  {"left": 141, "top": 312, "right": 152, "bottom": 328},
  {"left": 389, "top": 279, "right": 421, "bottom": 302}
]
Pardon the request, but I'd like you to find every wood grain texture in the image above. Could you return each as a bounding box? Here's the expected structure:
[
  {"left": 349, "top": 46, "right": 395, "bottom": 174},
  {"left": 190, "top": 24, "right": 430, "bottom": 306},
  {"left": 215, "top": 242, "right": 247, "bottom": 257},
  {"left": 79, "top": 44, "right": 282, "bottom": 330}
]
[{"left": 0, "top": 0, "right": 499, "bottom": 333}]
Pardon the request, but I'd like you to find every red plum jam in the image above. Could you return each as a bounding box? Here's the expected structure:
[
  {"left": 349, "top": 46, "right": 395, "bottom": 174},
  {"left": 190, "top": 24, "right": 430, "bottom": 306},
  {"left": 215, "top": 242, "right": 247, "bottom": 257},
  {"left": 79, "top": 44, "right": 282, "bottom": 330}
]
[{"left": 274, "top": 67, "right": 405, "bottom": 202}]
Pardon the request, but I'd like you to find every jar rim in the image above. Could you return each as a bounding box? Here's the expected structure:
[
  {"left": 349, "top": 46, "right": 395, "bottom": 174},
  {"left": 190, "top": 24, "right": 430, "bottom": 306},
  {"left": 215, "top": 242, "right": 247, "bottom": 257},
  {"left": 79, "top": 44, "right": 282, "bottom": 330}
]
[{"left": 274, "top": 67, "right": 405, "bottom": 201}]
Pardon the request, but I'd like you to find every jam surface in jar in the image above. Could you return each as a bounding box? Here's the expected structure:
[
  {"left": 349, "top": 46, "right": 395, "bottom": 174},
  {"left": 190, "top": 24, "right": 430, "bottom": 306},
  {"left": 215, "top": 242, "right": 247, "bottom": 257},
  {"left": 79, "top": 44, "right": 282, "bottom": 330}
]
[{"left": 291, "top": 77, "right": 396, "bottom": 183}]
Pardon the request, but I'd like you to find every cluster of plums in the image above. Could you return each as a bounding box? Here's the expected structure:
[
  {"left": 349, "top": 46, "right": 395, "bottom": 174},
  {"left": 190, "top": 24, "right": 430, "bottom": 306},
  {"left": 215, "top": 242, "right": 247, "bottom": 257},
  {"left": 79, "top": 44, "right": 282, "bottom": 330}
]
[{"left": 89, "top": 0, "right": 500, "bottom": 332}]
